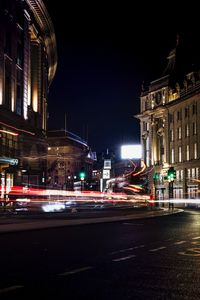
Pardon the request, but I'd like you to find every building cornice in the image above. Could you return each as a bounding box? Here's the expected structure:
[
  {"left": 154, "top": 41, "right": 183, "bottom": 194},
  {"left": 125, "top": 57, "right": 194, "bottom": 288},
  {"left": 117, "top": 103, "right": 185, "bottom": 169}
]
[{"left": 26, "top": 0, "right": 57, "bottom": 85}]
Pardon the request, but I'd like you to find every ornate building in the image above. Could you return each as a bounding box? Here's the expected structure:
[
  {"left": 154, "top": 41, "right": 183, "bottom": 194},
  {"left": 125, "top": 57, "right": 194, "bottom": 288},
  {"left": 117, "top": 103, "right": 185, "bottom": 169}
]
[
  {"left": 136, "top": 35, "right": 200, "bottom": 200},
  {"left": 0, "top": 0, "right": 57, "bottom": 193},
  {"left": 47, "top": 130, "right": 96, "bottom": 190}
]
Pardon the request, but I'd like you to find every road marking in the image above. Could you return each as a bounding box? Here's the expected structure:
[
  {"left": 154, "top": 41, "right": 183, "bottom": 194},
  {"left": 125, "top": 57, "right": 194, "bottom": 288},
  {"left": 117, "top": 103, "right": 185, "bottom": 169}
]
[
  {"left": 112, "top": 254, "right": 136, "bottom": 262},
  {"left": 149, "top": 246, "right": 166, "bottom": 252},
  {"left": 110, "top": 247, "right": 134, "bottom": 255},
  {"left": 123, "top": 223, "right": 144, "bottom": 226},
  {"left": 134, "top": 245, "right": 145, "bottom": 249},
  {"left": 0, "top": 285, "right": 24, "bottom": 294},
  {"left": 174, "top": 241, "right": 186, "bottom": 245},
  {"left": 192, "top": 236, "right": 200, "bottom": 240},
  {"left": 109, "top": 245, "right": 144, "bottom": 255},
  {"left": 59, "top": 266, "right": 93, "bottom": 276}
]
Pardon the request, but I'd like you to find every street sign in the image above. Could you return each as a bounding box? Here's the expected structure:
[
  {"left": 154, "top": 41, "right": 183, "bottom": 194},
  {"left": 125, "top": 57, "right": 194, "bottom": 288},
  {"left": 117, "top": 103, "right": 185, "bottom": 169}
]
[
  {"left": 104, "top": 160, "right": 111, "bottom": 169},
  {"left": 103, "top": 169, "right": 110, "bottom": 179}
]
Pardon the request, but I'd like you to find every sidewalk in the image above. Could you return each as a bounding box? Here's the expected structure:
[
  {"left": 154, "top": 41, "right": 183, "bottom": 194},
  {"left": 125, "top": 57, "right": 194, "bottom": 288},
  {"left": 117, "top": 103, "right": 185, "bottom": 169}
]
[{"left": 0, "top": 208, "right": 183, "bottom": 233}]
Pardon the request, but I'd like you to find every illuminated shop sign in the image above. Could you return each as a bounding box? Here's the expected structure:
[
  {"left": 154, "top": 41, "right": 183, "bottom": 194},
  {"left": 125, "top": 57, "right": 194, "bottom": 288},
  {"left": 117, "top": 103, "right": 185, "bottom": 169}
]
[{"left": 0, "top": 158, "right": 18, "bottom": 165}]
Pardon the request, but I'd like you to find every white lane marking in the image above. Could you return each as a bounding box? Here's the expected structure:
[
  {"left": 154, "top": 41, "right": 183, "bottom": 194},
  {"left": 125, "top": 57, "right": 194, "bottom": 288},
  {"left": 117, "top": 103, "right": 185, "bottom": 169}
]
[
  {"left": 0, "top": 285, "right": 24, "bottom": 294},
  {"left": 192, "top": 236, "right": 200, "bottom": 240},
  {"left": 110, "top": 247, "right": 134, "bottom": 255},
  {"left": 149, "top": 246, "right": 166, "bottom": 252},
  {"left": 134, "top": 245, "right": 145, "bottom": 249},
  {"left": 174, "top": 241, "right": 186, "bottom": 245},
  {"left": 112, "top": 254, "right": 136, "bottom": 262},
  {"left": 123, "top": 223, "right": 144, "bottom": 226},
  {"left": 59, "top": 266, "right": 93, "bottom": 276},
  {"left": 110, "top": 245, "right": 144, "bottom": 255}
]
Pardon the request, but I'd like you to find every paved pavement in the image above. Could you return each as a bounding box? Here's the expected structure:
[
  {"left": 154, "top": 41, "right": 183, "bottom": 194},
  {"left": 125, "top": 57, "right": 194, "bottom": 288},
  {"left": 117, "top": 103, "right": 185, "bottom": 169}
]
[{"left": 0, "top": 208, "right": 183, "bottom": 233}]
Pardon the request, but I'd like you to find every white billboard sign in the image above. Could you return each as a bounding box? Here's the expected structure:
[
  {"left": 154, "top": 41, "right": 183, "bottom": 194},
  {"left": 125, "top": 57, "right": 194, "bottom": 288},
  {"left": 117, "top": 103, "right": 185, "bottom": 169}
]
[{"left": 121, "top": 145, "right": 142, "bottom": 159}]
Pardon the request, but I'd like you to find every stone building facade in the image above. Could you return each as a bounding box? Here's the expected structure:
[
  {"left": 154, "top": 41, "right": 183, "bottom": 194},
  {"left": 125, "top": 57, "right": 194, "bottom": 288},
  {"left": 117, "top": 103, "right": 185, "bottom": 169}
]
[
  {"left": 47, "top": 130, "right": 96, "bottom": 190},
  {"left": 0, "top": 0, "right": 57, "bottom": 193},
  {"left": 136, "top": 35, "right": 200, "bottom": 200}
]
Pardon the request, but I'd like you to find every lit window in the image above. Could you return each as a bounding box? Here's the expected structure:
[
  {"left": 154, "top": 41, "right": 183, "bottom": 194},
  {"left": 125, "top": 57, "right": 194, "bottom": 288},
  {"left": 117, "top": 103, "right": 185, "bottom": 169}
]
[
  {"left": 192, "top": 168, "right": 195, "bottom": 178},
  {"left": 180, "top": 170, "right": 183, "bottom": 180},
  {"left": 185, "top": 124, "right": 189, "bottom": 137},
  {"left": 178, "top": 127, "right": 181, "bottom": 139},
  {"left": 194, "top": 143, "right": 197, "bottom": 159},
  {"left": 171, "top": 148, "right": 174, "bottom": 163},
  {"left": 193, "top": 122, "right": 197, "bottom": 135},
  {"left": 178, "top": 146, "right": 182, "bottom": 162},
  {"left": 186, "top": 145, "right": 189, "bottom": 161}
]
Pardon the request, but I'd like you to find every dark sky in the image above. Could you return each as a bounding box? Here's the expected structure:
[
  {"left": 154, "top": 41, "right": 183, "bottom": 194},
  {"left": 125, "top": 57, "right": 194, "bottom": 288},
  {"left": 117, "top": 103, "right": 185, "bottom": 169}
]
[{"left": 44, "top": 1, "right": 193, "bottom": 153}]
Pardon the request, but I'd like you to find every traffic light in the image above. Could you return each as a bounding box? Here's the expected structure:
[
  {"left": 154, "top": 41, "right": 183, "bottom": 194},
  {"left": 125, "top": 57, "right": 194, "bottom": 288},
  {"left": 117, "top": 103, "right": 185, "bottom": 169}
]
[
  {"left": 153, "top": 172, "right": 160, "bottom": 180},
  {"left": 167, "top": 167, "right": 176, "bottom": 181},
  {"left": 79, "top": 168, "right": 86, "bottom": 181},
  {"left": 80, "top": 172, "right": 85, "bottom": 181}
]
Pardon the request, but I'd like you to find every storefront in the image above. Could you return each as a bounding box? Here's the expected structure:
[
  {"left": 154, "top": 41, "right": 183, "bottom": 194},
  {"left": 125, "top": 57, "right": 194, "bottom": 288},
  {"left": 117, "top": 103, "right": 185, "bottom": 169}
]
[{"left": 0, "top": 157, "right": 18, "bottom": 198}]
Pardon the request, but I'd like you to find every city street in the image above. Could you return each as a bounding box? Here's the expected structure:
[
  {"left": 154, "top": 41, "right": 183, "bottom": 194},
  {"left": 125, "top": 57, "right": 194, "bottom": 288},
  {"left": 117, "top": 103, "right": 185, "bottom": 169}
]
[{"left": 0, "top": 209, "right": 200, "bottom": 299}]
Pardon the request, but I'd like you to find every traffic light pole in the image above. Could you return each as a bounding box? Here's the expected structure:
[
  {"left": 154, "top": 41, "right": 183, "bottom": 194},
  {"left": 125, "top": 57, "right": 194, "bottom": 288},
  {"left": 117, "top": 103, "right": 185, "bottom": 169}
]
[
  {"left": 81, "top": 180, "right": 84, "bottom": 191},
  {"left": 169, "top": 181, "right": 174, "bottom": 199},
  {"left": 168, "top": 180, "right": 174, "bottom": 209}
]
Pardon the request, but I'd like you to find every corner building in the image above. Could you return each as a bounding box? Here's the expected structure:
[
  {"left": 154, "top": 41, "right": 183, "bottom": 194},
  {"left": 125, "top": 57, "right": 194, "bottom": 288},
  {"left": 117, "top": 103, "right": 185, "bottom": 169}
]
[
  {"left": 0, "top": 0, "right": 57, "bottom": 191},
  {"left": 47, "top": 130, "right": 96, "bottom": 190},
  {"left": 136, "top": 35, "right": 200, "bottom": 200}
]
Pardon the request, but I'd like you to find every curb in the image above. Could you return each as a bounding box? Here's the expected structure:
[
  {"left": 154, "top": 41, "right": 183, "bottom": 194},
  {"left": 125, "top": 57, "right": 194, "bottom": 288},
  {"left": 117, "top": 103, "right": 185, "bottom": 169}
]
[{"left": 0, "top": 208, "right": 184, "bottom": 233}]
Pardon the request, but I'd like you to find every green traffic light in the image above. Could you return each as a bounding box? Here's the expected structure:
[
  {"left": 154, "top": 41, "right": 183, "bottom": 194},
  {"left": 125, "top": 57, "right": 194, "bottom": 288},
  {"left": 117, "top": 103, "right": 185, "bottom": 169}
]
[
  {"left": 167, "top": 167, "right": 176, "bottom": 181},
  {"left": 79, "top": 171, "right": 86, "bottom": 180}
]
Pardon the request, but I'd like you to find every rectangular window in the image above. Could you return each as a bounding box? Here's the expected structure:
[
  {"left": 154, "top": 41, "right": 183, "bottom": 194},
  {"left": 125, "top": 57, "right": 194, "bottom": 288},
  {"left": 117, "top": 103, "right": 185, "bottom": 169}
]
[
  {"left": 180, "top": 170, "right": 183, "bottom": 180},
  {"left": 192, "top": 168, "right": 195, "bottom": 179},
  {"left": 178, "top": 146, "right": 182, "bottom": 162},
  {"left": 16, "top": 84, "right": 22, "bottom": 115},
  {"left": 194, "top": 143, "right": 197, "bottom": 159},
  {"left": 178, "top": 127, "right": 181, "bottom": 139},
  {"left": 193, "top": 122, "right": 197, "bottom": 135},
  {"left": 185, "top": 124, "right": 189, "bottom": 137},
  {"left": 169, "top": 113, "right": 173, "bottom": 123},
  {"left": 185, "top": 107, "right": 189, "bottom": 117},
  {"left": 196, "top": 168, "right": 198, "bottom": 179},
  {"left": 16, "top": 42, "right": 23, "bottom": 67},
  {"left": 186, "top": 145, "right": 189, "bottom": 161},
  {"left": 192, "top": 103, "right": 197, "bottom": 115},
  {"left": 5, "top": 75, "right": 11, "bottom": 109},
  {"left": 170, "top": 129, "right": 174, "bottom": 141},
  {"left": 171, "top": 148, "right": 174, "bottom": 163},
  {"left": 176, "top": 170, "right": 180, "bottom": 181}
]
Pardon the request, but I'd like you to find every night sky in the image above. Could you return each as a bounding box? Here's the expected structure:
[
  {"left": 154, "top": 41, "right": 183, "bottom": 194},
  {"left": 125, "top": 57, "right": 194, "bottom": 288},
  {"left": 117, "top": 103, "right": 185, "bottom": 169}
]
[{"left": 44, "top": 1, "right": 194, "bottom": 154}]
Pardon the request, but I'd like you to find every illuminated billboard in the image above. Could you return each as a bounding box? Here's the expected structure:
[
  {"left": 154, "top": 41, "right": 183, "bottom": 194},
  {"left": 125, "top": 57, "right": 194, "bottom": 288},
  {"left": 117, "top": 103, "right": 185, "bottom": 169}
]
[{"left": 121, "top": 145, "right": 142, "bottom": 159}]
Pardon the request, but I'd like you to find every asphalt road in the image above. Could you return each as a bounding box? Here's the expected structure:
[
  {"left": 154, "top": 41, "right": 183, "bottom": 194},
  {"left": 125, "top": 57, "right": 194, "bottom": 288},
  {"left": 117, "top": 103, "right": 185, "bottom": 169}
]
[{"left": 0, "top": 209, "right": 200, "bottom": 299}]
